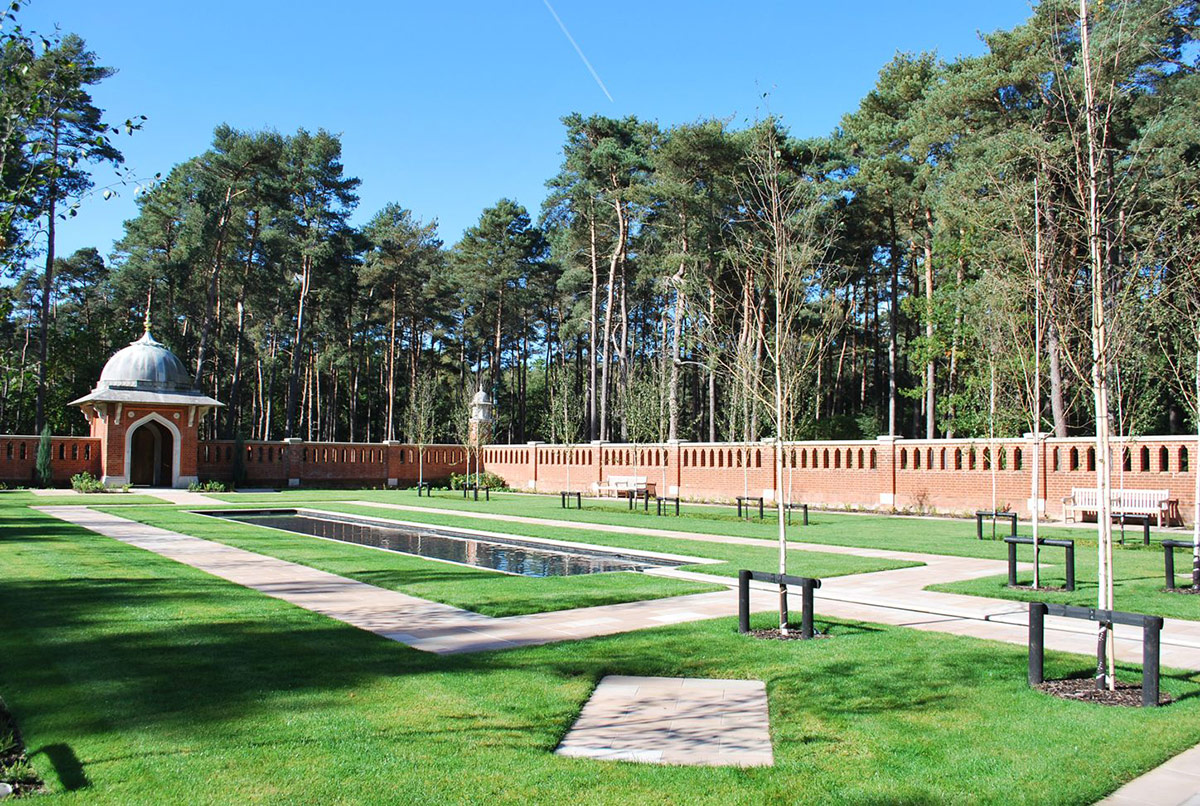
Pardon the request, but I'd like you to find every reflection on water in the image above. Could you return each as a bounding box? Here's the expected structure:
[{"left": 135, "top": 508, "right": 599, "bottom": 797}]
[{"left": 210, "top": 511, "right": 676, "bottom": 578}]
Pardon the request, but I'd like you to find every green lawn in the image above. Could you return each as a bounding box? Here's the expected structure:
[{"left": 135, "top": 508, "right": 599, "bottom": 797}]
[
  {"left": 931, "top": 540, "right": 1199, "bottom": 621},
  {"left": 3, "top": 502, "right": 1200, "bottom": 804},
  {"left": 206, "top": 487, "right": 1100, "bottom": 559},
  {"left": 92, "top": 505, "right": 913, "bottom": 616},
  {"left": 202, "top": 488, "right": 1199, "bottom": 621},
  {"left": 1, "top": 490, "right": 169, "bottom": 507}
]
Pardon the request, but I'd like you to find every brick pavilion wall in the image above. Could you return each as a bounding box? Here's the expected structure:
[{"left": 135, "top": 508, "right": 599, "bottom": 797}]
[
  {"left": 0, "top": 435, "right": 102, "bottom": 485},
  {"left": 196, "top": 440, "right": 469, "bottom": 488}
]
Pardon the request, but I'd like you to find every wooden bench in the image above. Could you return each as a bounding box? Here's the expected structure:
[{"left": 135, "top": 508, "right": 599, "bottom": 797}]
[
  {"left": 1062, "top": 487, "right": 1177, "bottom": 526},
  {"left": 596, "top": 475, "right": 656, "bottom": 499}
]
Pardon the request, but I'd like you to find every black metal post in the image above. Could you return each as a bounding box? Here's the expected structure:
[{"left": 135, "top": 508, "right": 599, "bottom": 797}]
[
  {"left": 1143, "top": 616, "right": 1163, "bottom": 707},
  {"left": 737, "top": 498, "right": 744, "bottom": 519},
  {"left": 976, "top": 512, "right": 984, "bottom": 541},
  {"left": 1029, "top": 603, "right": 1046, "bottom": 685},
  {"left": 758, "top": 498, "right": 764, "bottom": 519},
  {"left": 1009, "top": 513, "right": 1017, "bottom": 539},
  {"left": 1064, "top": 544, "right": 1076, "bottom": 591},
  {"left": 738, "top": 570, "right": 751, "bottom": 633},
  {"left": 1007, "top": 541, "right": 1018, "bottom": 587},
  {"left": 801, "top": 583, "right": 815, "bottom": 639},
  {"left": 643, "top": 490, "right": 649, "bottom": 512},
  {"left": 1165, "top": 545, "right": 1175, "bottom": 588},
  {"left": 803, "top": 504, "right": 809, "bottom": 526},
  {"left": 1143, "top": 519, "right": 1151, "bottom": 547}
]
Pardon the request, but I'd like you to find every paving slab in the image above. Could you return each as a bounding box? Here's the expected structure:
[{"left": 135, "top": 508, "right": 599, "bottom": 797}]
[{"left": 556, "top": 675, "right": 772, "bottom": 766}]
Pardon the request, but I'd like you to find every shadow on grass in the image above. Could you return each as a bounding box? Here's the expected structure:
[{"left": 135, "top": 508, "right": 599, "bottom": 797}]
[{"left": 29, "top": 743, "right": 89, "bottom": 791}]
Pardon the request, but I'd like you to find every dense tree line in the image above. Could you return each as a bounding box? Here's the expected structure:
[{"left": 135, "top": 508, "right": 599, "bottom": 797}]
[{"left": 2, "top": 0, "right": 1198, "bottom": 449}]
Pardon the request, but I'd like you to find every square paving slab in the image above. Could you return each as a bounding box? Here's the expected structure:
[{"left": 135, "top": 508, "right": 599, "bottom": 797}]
[{"left": 556, "top": 675, "right": 772, "bottom": 766}]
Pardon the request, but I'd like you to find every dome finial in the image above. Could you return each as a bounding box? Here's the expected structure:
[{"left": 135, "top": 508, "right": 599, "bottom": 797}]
[{"left": 144, "top": 284, "right": 154, "bottom": 335}]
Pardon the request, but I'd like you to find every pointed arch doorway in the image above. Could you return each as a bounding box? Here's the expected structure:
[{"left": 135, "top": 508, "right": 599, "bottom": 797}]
[{"left": 128, "top": 417, "right": 177, "bottom": 487}]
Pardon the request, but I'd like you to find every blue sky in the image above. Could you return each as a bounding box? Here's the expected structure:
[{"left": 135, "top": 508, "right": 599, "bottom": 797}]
[{"left": 21, "top": 0, "right": 1034, "bottom": 262}]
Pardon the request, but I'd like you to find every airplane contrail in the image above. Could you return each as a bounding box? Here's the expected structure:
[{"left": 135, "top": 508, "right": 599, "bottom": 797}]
[{"left": 542, "top": 0, "right": 614, "bottom": 103}]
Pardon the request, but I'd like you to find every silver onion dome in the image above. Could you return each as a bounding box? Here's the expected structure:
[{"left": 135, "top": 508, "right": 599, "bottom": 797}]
[{"left": 97, "top": 331, "right": 195, "bottom": 392}]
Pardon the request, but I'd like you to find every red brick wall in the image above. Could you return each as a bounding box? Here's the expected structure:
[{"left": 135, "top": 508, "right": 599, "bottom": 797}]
[
  {"left": 196, "top": 440, "right": 469, "bottom": 488},
  {"left": 0, "top": 435, "right": 102, "bottom": 485},
  {"left": 480, "top": 436, "right": 1197, "bottom": 525},
  {"left": 7, "top": 427, "right": 1194, "bottom": 524}
]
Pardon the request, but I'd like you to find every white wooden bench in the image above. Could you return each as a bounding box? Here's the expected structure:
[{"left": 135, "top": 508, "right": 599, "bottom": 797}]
[
  {"left": 1062, "top": 487, "right": 1178, "bottom": 526},
  {"left": 596, "top": 475, "right": 656, "bottom": 498}
]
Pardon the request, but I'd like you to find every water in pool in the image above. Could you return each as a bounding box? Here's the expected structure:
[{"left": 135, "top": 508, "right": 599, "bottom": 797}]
[{"left": 205, "top": 510, "right": 680, "bottom": 578}]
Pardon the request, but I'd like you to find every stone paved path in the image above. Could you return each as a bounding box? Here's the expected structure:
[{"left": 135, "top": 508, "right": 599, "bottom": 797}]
[
  {"left": 143, "top": 489, "right": 228, "bottom": 506},
  {"left": 1096, "top": 743, "right": 1200, "bottom": 806},
  {"left": 556, "top": 676, "right": 772, "bottom": 766}
]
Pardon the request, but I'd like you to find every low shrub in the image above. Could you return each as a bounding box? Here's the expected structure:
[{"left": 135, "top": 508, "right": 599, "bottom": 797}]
[
  {"left": 449, "top": 471, "right": 508, "bottom": 490},
  {"left": 189, "top": 479, "right": 229, "bottom": 493},
  {"left": 70, "top": 472, "right": 106, "bottom": 493}
]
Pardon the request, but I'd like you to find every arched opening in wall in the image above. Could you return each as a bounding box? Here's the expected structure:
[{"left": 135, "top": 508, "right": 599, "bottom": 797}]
[
  {"left": 1087, "top": 447, "right": 1096, "bottom": 472},
  {"left": 912, "top": 449, "right": 920, "bottom": 469},
  {"left": 1122, "top": 448, "right": 1131, "bottom": 472},
  {"left": 1141, "top": 447, "right": 1151, "bottom": 471},
  {"left": 756, "top": 449, "right": 761, "bottom": 468},
  {"left": 869, "top": 449, "right": 877, "bottom": 469},
  {"left": 718, "top": 451, "right": 724, "bottom": 468},
  {"left": 900, "top": 449, "right": 907, "bottom": 470},
  {"left": 1180, "top": 447, "right": 1189, "bottom": 472},
  {"left": 682, "top": 451, "right": 689, "bottom": 468},
  {"left": 998, "top": 449, "right": 1007, "bottom": 471},
  {"left": 939, "top": 448, "right": 946, "bottom": 470},
  {"left": 823, "top": 449, "right": 830, "bottom": 469},
  {"left": 736, "top": 449, "right": 743, "bottom": 468},
  {"left": 1069, "top": 448, "right": 1079, "bottom": 471},
  {"left": 926, "top": 448, "right": 933, "bottom": 469},
  {"left": 858, "top": 448, "right": 865, "bottom": 469},
  {"left": 969, "top": 448, "right": 977, "bottom": 470},
  {"left": 727, "top": 449, "right": 734, "bottom": 467},
  {"left": 701, "top": 450, "right": 707, "bottom": 467},
  {"left": 1052, "top": 447, "right": 1059, "bottom": 471},
  {"left": 129, "top": 419, "right": 174, "bottom": 487},
  {"left": 800, "top": 450, "right": 807, "bottom": 468},
  {"left": 1013, "top": 448, "right": 1022, "bottom": 470},
  {"left": 955, "top": 449, "right": 962, "bottom": 470},
  {"left": 982, "top": 448, "right": 991, "bottom": 471},
  {"left": 835, "top": 450, "right": 842, "bottom": 469},
  {"left": 1160, "top": 446, "right": 1170, "bottom": 472}
]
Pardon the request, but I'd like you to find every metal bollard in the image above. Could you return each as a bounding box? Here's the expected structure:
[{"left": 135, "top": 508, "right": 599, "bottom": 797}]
[
  {"left": 1143, "top": 617, "right": 1163, "bottom": 707},
  {"left": 1028, "top": 603, "right": 1047, "bottom": 685},
  {"left": 738, "top": 570, "right": 752, "bottom": 634}
]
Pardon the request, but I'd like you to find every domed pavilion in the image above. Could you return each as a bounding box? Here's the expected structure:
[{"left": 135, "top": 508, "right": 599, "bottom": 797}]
[{"left": 70, "top": 330, "right": 222, "bottom": 488}]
